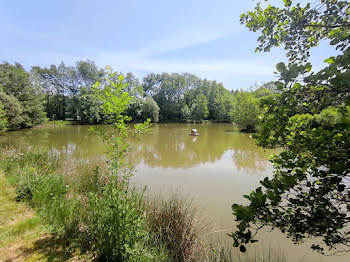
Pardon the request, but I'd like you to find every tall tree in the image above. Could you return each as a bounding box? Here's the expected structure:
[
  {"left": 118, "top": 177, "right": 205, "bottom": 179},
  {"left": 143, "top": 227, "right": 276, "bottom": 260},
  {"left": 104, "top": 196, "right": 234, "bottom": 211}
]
[
  {"left": 230, "top": 0, "right": 350, "bottom": 254},
  {"left": 230, "top": 91, "right": 260, "bottom": 132},
  {"left": 31, "top": 64, "right": 68, "bottom": 120},
  {"left": 123, "top": 72, "right": 143, "bottom": 96},
  {"left": 32, "top": 60, "right": 104, "bottom": 120},
  {"left": 0, "top": 62, "right": 45, "bottom": 128},
  {"left": 190, "top": 93, "right": 208, "bottom": 122},
  {"left": 76, "top": 60, "right": 104, "bottom": 88},
  {"left": 0, "top": 92, "right": 24, "bottom": 130},
  {"left": 76, "top": 87, "right": 104, "bottom": 124},
  {"left": 127, "top": 97, "right": 159, "bottom": 123},
  {"left": 143, "top": 73, "right": 191, "bottom": 120},
  {"left": 210, "top": 87, "right": 236, "bottom": 122},
  {"left": 180, "top": 104, "right": 191, "bottom": 122},
  {"left": 142, "top": 97, "right": 160, "bottom": 123}
]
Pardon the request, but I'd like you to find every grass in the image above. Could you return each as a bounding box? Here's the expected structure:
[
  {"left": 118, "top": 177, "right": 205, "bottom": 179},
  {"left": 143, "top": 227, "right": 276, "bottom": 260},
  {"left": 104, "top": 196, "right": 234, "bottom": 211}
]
[
  {"left": 207, "top": 243, "right": 286, "bottom": 262},
  {"left": 0, "top": 174, "right": 42, "bottom": 247},
  {"left": 0, "top": 147, "right": 287, "bottom": 262},
  {"left": 0, "top": 173, "right": 42, "bottom": 259},
  {"left": 0, "top": 173, "right": 89, "bottom": 261},
  {"left": 0, "top": 175, "right": 31, "bottom": 226},
  {"left": 146, "top": 191, "right": 208, "bottom": 261},
  {"left": 0, "top": 217, "right": 41, "bottom": 247},
  {"left": 34, "top": 120, "right": 77, "bottom": 128}
]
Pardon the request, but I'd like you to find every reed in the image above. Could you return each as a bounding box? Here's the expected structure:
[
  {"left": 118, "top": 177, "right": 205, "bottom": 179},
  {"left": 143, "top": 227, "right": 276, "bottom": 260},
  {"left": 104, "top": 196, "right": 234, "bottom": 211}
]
[{"left": 146, "top": 191, "right": 209, "bottom": 261}]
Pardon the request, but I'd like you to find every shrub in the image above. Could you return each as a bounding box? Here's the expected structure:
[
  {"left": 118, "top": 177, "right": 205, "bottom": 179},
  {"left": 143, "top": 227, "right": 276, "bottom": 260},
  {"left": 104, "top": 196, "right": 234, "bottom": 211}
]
[{"left": 83, "top": 175, "right": 148, "bottom": 260}]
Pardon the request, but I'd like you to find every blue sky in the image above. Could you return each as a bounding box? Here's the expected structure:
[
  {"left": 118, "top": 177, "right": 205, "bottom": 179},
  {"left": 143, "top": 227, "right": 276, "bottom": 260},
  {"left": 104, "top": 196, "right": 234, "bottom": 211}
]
[{"left": 0, "top": 0, "right": 338, "bottom": 89}]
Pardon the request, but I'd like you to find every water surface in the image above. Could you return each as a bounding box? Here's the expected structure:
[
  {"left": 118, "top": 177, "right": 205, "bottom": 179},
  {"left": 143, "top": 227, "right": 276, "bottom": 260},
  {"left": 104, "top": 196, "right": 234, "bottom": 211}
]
[{"left": 2, "top": 123, "right": 348, "bottom": 262}]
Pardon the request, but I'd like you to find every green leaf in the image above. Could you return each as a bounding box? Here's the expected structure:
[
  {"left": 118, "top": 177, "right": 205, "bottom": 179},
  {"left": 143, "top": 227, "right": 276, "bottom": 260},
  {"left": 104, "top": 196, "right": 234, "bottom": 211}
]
[
  {"left": 305, "top": 63, "right": 312, "bottom": 72},
  {"left": 276, "top": 62, "right": 286, "bottom": 73},
  {"left": 324, "top": 57, "right": 335, "bottom": 64}
]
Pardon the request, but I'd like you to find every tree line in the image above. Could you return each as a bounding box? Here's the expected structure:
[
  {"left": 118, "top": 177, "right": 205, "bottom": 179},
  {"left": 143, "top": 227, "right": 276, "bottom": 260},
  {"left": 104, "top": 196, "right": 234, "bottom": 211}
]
[{"left": 0, "top": 60, "right": 274, "bottom": 133}]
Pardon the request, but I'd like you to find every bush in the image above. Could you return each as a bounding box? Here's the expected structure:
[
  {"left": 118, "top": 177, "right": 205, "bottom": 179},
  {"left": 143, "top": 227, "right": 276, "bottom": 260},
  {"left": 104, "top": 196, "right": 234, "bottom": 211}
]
[{"left": 84, "top": 175, "right": 148, "bottom": 260}]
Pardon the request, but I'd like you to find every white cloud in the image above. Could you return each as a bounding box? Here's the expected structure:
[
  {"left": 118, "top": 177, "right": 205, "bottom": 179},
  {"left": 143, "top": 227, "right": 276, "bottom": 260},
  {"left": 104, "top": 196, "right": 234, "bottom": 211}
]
[
  {"left": 0, "top": 10, "right": 276, "bottom": 89},
  {"left": 94, "top": 49, "right": 274, "bottom": 76},
  {"left": 140, "top": 25, "right": 236, "bottom": 55}
]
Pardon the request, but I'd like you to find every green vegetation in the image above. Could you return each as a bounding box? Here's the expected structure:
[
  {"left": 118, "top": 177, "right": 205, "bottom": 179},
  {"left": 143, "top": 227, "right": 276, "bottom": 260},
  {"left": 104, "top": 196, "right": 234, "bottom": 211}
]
[
  {"left": 0, "top": 70, "right": 289, "bottom": 261},
  {"left": 0, "top": 153, "right": 288, "bottom": 262},
  {"left": 146, "top": 191, "right": 207, "bottom": 261},
  {"left": 0, "top": 62, "right": 46, "bottom": 131},
  {"left": 0, "top": 171, "right": 94, "bottom": 261},
  {"left": 0, "top": 101, "right": 7, "bottom": 133},
  {"left": 2, "top": 1, "right": 347, "bottom": 260},
  {"left": 35, "top": 120, "right": 74, "bottom": 128},
  {"left": 190, "top": 92, "right": 209, "bottom": 122},
  {"left": 127, "top": 97, "right": 160, "bottom": 123},
  {"left": 0, "top": 141, "right": 203, "bottom": 261},
  {"left": 231, "top": 0, "right": 350, "bottom": 255},
  {"left": 32, "top": 60, "right": 104, "bottom": 122},
  {"left": 230, "top": 92, "right": 261, "bottom": 132},
  {"left": 0, "top": 59, "right": 270, "bottom": 132},
  {"left": 0, "top": 71, "right": 202, "bottom": 261}
]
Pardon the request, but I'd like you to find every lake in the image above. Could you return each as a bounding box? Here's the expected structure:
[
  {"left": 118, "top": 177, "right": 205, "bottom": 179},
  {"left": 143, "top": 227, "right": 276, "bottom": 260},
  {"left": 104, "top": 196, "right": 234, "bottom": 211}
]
[{"left": 1, "top": 123, "right": 348, "bottom": 262}]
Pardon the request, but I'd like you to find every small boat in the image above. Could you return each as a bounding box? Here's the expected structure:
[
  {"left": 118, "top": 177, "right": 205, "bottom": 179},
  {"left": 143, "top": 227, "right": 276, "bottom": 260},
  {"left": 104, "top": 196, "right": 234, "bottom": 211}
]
[{"left": 188, "top": 129, "right": 199, "bottom": 136}]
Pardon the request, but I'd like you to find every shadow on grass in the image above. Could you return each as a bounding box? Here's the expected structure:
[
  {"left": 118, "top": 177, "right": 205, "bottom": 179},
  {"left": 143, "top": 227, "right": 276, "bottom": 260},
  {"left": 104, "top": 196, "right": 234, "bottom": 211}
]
[{"left": 7, "top": 234, "right": 89, "bottom": 262}]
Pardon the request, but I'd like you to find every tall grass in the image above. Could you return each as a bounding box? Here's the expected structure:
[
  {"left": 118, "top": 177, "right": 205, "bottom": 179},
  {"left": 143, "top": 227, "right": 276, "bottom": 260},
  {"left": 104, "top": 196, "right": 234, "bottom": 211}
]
[
  {"left": 146, "top": 191, "right": 209, "bottom": 261},
  {"left": 0, "top": 147, "right": 287, "bottom": 261},
  {"left": 0, "top": 148, "right": 171, "bottom": 261},
  {"left": 207, "top": 244, "right": 286, "bottom": 262}
]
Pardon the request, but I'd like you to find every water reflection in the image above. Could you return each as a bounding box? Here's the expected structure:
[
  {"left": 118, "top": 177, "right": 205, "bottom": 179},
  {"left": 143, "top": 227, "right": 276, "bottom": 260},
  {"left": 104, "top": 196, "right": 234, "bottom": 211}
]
[
  {"left": 1, "top": 123, "right": 275, "bottom": 173},
  {"left": 3, "top": 124, "right": 348, "bottom": 262},
  {"left": 127, "top": 123, "right": 274, "bottom": 171}
]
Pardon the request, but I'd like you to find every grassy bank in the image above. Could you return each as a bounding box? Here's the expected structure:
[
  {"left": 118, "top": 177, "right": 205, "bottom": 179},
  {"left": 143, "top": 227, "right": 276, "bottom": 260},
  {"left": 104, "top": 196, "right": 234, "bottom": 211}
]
[
  {"left": 34, "top": 120, "right": 78, "bottom": 129},
  {"left": 0, "top": 146, "right": 286, "bottom": 261},
  {"left": 0, "top": 173, "right": 93, "bottom": 261},
  {"left": 0, "top": 148, "right": 196, "bottom": 261}
]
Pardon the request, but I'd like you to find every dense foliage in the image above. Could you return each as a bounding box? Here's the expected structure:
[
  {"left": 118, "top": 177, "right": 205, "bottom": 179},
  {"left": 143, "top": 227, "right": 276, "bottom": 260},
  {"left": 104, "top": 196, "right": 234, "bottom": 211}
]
[
  {"left": 190, "top": 92, "right": 209, "bottom": 122},
  {"left": 32, "top": 60, "right": 105, "bottom": 121},
  {"left": 143, "top": 73, "right": 231, "bottom": 122},
  {"left": 0, "top": 100, "right": 7, "bottom": 133},
  {"left": 231, "top": 0, "right": 350, "bottom": 255},
  {"left": 0, "top": 62, "right": 46, "bottom": 130},
  {"left": 230, "top": 91, "right": 261, "bottom": 132},
  {"left": 0, "top": 59, "right": 271, "bottom": 132}
]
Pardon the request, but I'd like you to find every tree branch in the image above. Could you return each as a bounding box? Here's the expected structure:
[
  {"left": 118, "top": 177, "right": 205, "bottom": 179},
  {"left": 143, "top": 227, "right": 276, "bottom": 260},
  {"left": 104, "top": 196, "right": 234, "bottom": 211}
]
[{"left": 304, "top": 23, "right": 350, "bottom": 28}]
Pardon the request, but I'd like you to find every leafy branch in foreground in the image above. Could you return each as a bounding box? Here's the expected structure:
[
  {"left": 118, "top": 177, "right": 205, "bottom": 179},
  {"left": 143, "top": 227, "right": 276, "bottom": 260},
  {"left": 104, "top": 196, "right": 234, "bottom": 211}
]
[
  {"left": 231, "top": 0, "right": 350, "bottom": 255},
  {"left": 90, "top": 68, "right": 151, "bottom": 174},
  {"left": 240, "top": 0, "right": 350, "bottom": 63},
  {"left": 86, "top": 68, "right": 157, "bottom": 261}
]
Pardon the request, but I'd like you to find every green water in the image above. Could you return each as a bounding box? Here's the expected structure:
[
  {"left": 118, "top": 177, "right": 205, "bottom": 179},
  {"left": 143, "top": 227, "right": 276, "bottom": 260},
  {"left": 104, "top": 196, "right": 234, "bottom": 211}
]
[{"left": 1, "top": 123, "right": 348, "bottom": 262}]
